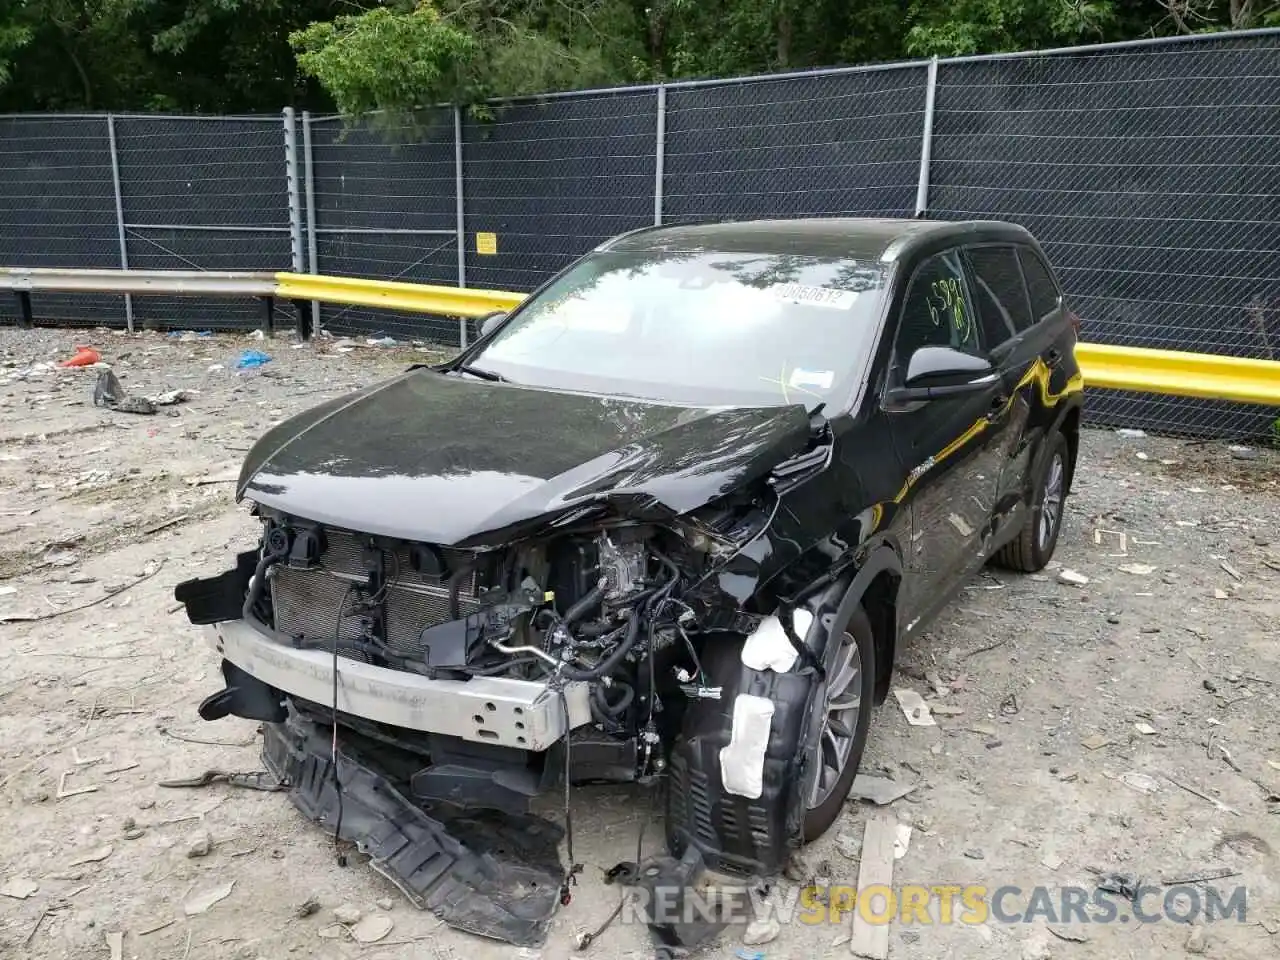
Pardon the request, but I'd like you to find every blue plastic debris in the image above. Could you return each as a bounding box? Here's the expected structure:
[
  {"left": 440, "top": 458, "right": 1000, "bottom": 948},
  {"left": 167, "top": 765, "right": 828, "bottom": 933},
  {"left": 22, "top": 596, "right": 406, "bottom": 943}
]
[
  {"left": 236, "top": 349, "right": 272, "bottom": 369},
  {"left": 735, "top": 951, "right": 766, "bottom": 960}
]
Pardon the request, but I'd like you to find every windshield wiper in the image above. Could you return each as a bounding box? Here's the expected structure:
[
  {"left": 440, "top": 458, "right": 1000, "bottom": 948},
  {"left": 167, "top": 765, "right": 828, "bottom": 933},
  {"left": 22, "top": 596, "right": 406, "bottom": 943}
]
[{"left": 451, "top": 363, "right": 510, "bottom": 383}]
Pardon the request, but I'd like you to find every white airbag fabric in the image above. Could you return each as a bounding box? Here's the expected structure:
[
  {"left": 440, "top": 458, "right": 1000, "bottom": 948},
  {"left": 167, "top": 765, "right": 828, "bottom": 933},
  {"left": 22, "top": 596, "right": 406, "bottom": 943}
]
[
  {"left": 740, "top": 610, "right": 813, "bottom": 673},
  {"left": 719, "top": 694, "right": 776, "bottom": 798}
]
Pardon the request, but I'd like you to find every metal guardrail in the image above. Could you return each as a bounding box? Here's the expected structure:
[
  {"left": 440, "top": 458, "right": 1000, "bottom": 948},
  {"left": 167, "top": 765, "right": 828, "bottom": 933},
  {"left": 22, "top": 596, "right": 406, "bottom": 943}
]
[
  {"left": 273, "top": 272, "right": 524, "bottom": 318},
  {"left": 3, "top": 268, "right": 1278, "bottom": 409},
  {"left": 1074, "top": 343, "right": 1280, "bottom": 408}
]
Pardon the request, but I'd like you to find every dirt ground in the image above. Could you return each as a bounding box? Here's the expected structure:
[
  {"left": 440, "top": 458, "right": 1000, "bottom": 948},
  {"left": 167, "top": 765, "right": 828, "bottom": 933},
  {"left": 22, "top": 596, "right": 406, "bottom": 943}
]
[{"left": 1, "top": 328, "right": 1278, "bottom": 960}]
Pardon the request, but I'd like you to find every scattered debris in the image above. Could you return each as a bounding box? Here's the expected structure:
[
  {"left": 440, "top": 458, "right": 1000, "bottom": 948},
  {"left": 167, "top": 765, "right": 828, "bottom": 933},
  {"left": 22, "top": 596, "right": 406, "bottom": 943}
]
[
  {"left": 1160, "top": 770, "right": 1241, "bottom": 816},
  {"left": 962, "top": 848, "right": 985, "bottom": 860},
  {"left": 61, "top": 346, "right": 101, "bottom": 368},
  {"left": 742, "top": 918, "right": 781, "bottom": 946},
  {"left": 92, "top": 369, "right": 156, "bottom": 414},
  {"left": 366, "top": 337, "right": 397, "bottom": 347},
  {"left": 1117, "top": 563, "right": 1155, "bottom": 575},
  {"left": 928, "top": 703, "right": 964, "bottom": 717},
  {"left": 138, "top": 919, "right": 176, "bottom": 936},
  {"left": 1057, "top": 568, "right": 1090, "bottom": 586},
  {"left": 187, "top": 830, "right": 213, "bottom": 858},
  {"left": 158, "top": 769, "right": 282, "bottom": 791},
  {"left": 1041, "top": 850, "right": 1064, "bottom": 871},
  {"left": 351, "top": 914, "right": 394, "bottom": 943},
  {"left": 1115, "top": 428, "right": 1146, "bottom": 438},
  {"left": 1118, "top": 771, "right": 1161, "bottom": 794},
  {"left": 847, "top": 775, "right": 918, "bottom": 806},
  {"left": 1045, "top": 925, "right": 1088, "bottom": 944},
  {"left": 106, "top": 930, "right": 124, "bottom": 960},
  {"left": 835, "top": 830, "right": 862, "bottom": 860},
  {"left": 146, "top": 389, "right": 191, "bottom": 406},
  {"left": 67, "top": 844, "right": 113, "bottom": 866},
  {"left": 1160, "top": 869, "right": 1240, "bottom": 886},
  {"left": 296, "top": 897, "right": 321, "bottom": 919},
  {"left": 333, "top": 904, "right": 362, "bottom": 925},
  {"left": 0, "top": 877, "right": 39, "bottom": 899},
  {"left": 1214, "top": 588, "right": 1230, "bottom": 600},
  {"left": 375, "top": 897, "right": 395, "bottom": 911},
  {"left": 849, "top": 814, "right": 897, "bottom": 960},
  {"left": 1081, "top": 734, "right": 1112, "bottom": 751},
  {"left": 1185, "top": 924, "right": 1209, "bottom": 954},
  {"left": 184, "top": 879, "right": 236, "bottom": 916},
  {"left": 893, "top": 689, "right": 935, "bottom": 726},
  {"left": 56, "top": 769, "right": 99, "bottom": 798},
  {"left": 1134, "top": 722, "right": 1158, "bottom": 735},
  {"left": 1220, "top": 560, "right": 1243, "bottom": 581},
  {"left": 236, "top": 350, "right": 272, "bottom": 369},
  {"left": 1097, "top": 872, "right": 1140, "bottom": 902},
  {"left": 893, "top": 824, "right": 912, "bottom": 860}
]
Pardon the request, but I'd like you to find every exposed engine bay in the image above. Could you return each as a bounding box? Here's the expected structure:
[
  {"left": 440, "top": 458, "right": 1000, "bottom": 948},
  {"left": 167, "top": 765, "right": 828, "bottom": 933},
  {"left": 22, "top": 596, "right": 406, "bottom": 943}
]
[
  {"left": 234, "top": 491, "right": 791, "bottom": 782},
  {"left": 175, "top": 424, "right": 840, "bottom": 952}
]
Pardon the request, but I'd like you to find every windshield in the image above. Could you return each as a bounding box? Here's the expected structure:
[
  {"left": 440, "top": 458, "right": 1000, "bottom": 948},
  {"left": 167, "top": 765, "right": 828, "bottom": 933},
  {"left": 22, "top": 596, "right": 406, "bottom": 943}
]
[{"left": 471, "top": 250, "right": 887, "bottom": 407}]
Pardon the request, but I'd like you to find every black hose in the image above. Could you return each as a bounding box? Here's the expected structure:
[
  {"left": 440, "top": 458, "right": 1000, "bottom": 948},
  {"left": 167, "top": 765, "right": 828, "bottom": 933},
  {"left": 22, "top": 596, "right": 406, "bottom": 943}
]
[
  {"left": 592, "top": 680, "right": 634, "bottom": 717},
  {"left": 446, "top": 563, "right": 473, "bottom": 621},
  {"left": 563, "top": 581, "right": 605, "bottom": 627},
  {"left": 241, "top": 545, "right": 286, "bottom": 622},
  {"left": 558, "top": 610, "right": 641, "bottom": 681}
]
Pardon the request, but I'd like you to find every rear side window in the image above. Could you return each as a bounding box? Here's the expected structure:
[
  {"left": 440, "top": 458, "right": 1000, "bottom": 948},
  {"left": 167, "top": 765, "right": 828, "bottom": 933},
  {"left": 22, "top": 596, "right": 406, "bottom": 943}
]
[
  {"left": 893, "top": 250, "right": 982, "bottom": 380},
  {"left": 966, "top": 246, "right": 1033, "bottom": 340},
  {"left": 1018, "top": 247, "right": 1062, "bottom": 323}
]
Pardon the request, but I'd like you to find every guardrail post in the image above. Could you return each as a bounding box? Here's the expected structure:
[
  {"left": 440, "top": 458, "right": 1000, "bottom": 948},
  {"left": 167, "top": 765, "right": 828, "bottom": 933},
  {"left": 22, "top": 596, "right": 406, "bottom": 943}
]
[
  {"left": 454, "top": 105, "right": 467, "bottom": 350},
  {"left": 654, "top": 85, "right": 666, "bottom": 226},
  {"left": 292, "top": 299, "right": 313, "bottom": 341},
  {"left": 262, "top": 296, "right": 275, "bottom": 338},
  {"left": 301, "top": 111, "right": 321, "bottom": 332},
  {"left": 283, "top": 108, "right": 305, "bottom": 276},
  {"left": 105, "top": 115, "right": 135, "bottom": 333},
  {"left": 914, "top": 57, "right": 939, "bottom": 217},
  {"left": 15, "top": 291, "right": 33, "bottom": 330}
]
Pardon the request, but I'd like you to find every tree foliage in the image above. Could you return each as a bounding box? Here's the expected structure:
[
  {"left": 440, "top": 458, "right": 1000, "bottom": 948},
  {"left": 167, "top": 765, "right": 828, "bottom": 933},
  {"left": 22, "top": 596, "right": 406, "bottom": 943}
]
[{"left": 0, "top": 0, "right": 1274, "bottom": 113}]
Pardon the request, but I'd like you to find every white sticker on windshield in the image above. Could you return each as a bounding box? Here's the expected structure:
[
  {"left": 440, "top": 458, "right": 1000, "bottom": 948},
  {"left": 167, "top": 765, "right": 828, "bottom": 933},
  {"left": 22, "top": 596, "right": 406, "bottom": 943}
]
[
  {"left": 770, "top": 283, "right": 859, "bottom": 309},
  {"left": 789, "top": 367, "right": 835, "bottom": 390}
]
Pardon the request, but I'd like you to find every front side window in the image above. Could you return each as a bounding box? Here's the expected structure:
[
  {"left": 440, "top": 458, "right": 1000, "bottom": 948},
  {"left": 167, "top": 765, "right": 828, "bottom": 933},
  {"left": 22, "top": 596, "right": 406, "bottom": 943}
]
[
  {"left": 893, "top": 250, "right": 981, "bottom": 379},
  {"left": 473, "top": 250, "right": 888, "bottom": 407}
]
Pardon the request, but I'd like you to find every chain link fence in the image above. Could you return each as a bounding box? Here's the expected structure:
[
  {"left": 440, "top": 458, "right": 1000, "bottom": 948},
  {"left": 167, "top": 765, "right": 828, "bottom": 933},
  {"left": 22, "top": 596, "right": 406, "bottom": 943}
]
[{"left": 1, "top": 30, "right": 1277, "bottom": 437}]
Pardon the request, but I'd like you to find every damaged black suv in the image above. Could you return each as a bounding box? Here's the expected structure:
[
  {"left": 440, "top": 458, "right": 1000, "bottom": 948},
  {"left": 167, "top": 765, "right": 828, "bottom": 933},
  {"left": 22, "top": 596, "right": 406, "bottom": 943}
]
[{"left": 177, "top": 218, "right": 1082, "bottom": 943}]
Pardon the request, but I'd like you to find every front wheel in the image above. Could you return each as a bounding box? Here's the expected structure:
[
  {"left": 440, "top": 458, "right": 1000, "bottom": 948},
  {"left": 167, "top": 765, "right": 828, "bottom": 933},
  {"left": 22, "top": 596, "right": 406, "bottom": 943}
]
[{"left": 801, "top": 607, "right": 875, "bottom": 841}]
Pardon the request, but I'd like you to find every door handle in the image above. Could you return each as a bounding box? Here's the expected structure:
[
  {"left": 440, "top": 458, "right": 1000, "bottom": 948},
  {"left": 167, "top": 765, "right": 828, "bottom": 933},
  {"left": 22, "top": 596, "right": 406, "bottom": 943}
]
[{"left": 1045, "top": 348, "right": 1063, "bottom": 368}]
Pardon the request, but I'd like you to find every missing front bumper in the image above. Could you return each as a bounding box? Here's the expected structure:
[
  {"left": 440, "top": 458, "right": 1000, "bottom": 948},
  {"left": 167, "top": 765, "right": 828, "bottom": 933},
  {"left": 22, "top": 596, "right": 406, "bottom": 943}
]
[
  {"left": 262, "top": 711, "right": 565, "bottom": 946},
  {"left": 206, "top": 619, "right": 591, "bottom": 749}
]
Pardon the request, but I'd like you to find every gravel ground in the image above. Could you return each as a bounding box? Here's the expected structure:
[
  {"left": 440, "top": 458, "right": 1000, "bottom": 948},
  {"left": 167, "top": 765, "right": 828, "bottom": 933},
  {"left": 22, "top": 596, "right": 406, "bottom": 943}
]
[{"left": 1, "top": 328, "right": 1278, "bottom": 960}]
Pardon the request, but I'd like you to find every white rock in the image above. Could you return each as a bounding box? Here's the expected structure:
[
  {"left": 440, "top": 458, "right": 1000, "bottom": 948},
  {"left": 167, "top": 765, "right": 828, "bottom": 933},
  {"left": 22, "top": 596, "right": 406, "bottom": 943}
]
[{"left": 742, "top": 918, "right": 781, "bottom": 945}]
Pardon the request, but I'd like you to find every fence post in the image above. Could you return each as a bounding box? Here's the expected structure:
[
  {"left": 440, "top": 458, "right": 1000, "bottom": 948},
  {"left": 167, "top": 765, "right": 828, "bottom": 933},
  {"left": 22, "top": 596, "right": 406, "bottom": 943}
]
[
  {"left": 301, "top": 110, "right": 320, "bottom": 332},
  {"left": 654, "top": 86, "right": 667, "bottom": 226},
  {"left": 283, "top": 108, "right": 305, "bottom": 276},
  {"left": 105, "top": 114, "right": 135, "bottom": 333},
  {"left": 914, "top": 57, "right": 939, "bottom": 217},
  {"left": 454, "top": 105, "right": 468, "bottom": 350}
]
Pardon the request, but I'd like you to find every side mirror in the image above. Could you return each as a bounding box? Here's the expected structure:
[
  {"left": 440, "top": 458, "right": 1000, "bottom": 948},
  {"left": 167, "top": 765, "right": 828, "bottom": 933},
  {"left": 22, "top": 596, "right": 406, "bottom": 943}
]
[
  {"left": 479, "top": 311, "right": 507, "bottom": 338},
  {"left": 887, "top": 346, "right": 998, "bottom": 403}
]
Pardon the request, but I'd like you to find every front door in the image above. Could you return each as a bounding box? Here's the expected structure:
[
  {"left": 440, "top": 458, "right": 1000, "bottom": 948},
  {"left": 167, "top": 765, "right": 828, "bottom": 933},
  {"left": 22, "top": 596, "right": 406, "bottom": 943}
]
[{"left": 883, "top": 248, "right": 1011, "bottom": 630}]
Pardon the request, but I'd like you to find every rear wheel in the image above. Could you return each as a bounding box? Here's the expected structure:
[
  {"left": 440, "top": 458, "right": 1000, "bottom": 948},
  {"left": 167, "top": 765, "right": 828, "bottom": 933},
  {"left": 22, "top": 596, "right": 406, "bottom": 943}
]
[{"left": 993, "top": 430, "right": 1069, "bottom": 573}]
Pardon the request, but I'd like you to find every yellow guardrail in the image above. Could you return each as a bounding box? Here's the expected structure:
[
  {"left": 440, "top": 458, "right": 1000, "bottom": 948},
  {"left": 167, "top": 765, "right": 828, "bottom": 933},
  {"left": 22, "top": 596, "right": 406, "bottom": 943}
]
[
  {"left": 4, "top": 266, "right": 1279, "bottom": 409},
  {"left": 274, "top": 272, "right": 525, "bottom": 318},
  {"left": 1074, "top": 343, "right": 1280, "bottom": 407}
]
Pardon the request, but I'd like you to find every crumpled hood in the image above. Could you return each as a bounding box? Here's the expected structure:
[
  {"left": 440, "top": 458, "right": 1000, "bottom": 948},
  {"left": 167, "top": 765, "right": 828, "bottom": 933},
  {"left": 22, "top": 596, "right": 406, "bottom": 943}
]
[{"left": 238, "top": 368, "right": 810, "bottom": 546}]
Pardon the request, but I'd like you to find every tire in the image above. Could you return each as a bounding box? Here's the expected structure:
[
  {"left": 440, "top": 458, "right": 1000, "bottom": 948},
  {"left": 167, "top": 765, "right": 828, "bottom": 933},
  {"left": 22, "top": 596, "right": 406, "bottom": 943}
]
[
  {"left": 802, "top": 606, "right": 876, "bottom": 842},
  {"left": 665, "top": 606, "right": 876, "bottom": 874},
  {"left": 992, "top": 430, "right": 1069, "bottom": 573}
]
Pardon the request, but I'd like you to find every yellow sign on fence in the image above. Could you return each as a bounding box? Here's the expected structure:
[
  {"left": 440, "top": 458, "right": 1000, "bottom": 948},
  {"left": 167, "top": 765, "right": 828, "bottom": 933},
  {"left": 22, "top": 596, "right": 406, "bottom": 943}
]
[{"left": 476, "top": 232, "right": 498, "bottom": 255}]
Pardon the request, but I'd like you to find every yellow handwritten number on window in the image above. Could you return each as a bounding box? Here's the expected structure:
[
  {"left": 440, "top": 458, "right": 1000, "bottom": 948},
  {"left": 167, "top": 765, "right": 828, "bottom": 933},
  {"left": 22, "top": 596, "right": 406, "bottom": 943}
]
[{"left": 927, "top": 277, "right": 973, "bottom": 345}]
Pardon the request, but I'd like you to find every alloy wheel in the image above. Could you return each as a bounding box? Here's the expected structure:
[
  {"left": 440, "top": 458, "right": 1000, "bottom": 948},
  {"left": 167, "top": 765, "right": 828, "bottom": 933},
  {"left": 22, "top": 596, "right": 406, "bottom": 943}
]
[
  {"left": 807, "top": 630, "right": 863, "bottom": 810},
  {"left": 1039, "top": 453, "right": 1065, "bottom": 551}
]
